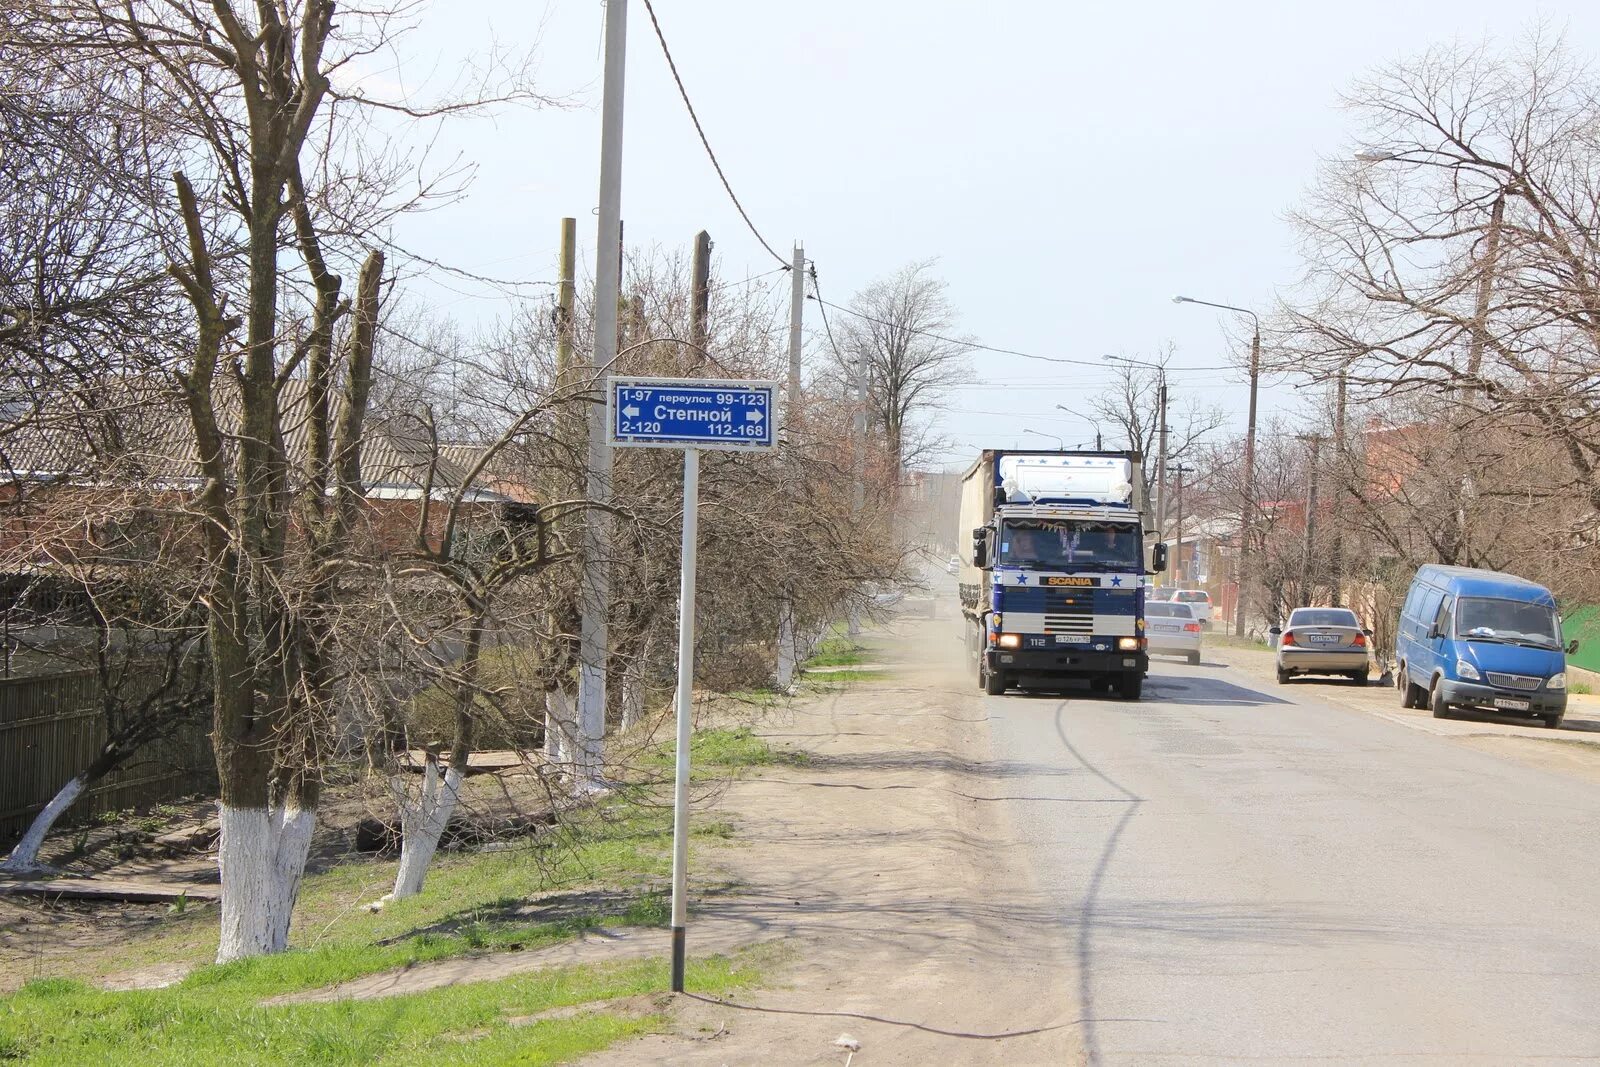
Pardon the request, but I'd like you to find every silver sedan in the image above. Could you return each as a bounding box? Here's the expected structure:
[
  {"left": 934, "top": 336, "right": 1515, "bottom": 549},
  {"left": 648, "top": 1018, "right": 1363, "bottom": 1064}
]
[
  {"left": 1146, "top": 601, "right": 1203, "bottom": 665},
  {"left": 1271, "top": 607, "right": 1372, "bottom": 685}
]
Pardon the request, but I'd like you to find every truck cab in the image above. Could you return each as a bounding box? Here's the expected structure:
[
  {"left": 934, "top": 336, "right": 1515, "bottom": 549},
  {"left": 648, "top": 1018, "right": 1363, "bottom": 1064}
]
[{"left": 960, "top": 451, "right": 1165, "bottom": 699}]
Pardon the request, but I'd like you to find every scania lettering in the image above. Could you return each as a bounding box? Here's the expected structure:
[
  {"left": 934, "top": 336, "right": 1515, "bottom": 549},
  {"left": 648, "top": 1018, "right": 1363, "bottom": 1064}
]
[{"left": 958, "top": 449, "right": 1167, "bottom": 699}]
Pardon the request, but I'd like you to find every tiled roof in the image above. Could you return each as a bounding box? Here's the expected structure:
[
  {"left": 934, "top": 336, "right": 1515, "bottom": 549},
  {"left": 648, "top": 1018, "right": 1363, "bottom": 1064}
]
[{"left": 0, "top": 375, "right": 502, "bottom": 499}]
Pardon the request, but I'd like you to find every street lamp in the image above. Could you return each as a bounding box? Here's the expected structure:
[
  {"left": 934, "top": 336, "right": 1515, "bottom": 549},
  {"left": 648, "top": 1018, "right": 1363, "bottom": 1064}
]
[
  {"left": 1054, "top": 404, "right": 1102, "bottom": 450},
  {"left": 1173, "top": 294, "right": 1260, "bottom": 638},
  {"left": 1023, "top": 427, "right": 1064, "bottom": 449}
]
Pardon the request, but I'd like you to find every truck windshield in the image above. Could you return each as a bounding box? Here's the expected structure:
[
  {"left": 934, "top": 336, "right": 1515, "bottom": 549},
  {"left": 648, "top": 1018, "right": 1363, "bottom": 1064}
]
[
  {"left": 1455, "top": 597, "right": 1560, "bottom": 648},
  {"left": 1000, "top": 519, "right": 1141, "bottom": 570}
]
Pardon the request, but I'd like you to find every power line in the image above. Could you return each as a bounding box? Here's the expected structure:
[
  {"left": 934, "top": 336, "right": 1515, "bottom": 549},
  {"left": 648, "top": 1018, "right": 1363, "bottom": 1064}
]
[
  {"left": 640, "top": 0, "right": 790, "bottom": 269},
  {"left": 808, "top": 294, "right": 1239, "bottom": 373},
  {"left": 807, "top": 263, "right": 849, "bottom": 366}
]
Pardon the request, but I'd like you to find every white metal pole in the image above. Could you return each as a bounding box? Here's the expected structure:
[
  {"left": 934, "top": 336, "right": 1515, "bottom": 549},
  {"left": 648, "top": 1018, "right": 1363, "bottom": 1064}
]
[
  {"left": 580, "top": 0, "right": 627, "bottom": 785},
  {"left": 669, "top": 446, "right": 700, "bottom": 992}
]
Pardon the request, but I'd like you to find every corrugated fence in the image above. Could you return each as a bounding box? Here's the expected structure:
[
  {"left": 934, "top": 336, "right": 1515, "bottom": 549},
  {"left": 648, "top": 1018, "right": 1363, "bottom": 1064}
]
[{"left": 0, "top": 669, "right": 215, "bottom": 850}]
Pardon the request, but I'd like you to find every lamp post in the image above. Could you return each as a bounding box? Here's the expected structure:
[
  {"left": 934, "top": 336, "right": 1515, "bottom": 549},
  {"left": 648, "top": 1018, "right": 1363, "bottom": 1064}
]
[
  {"left": 1173, "top": 295, "right": 1260, "bottom": 637},
  {"left": 1055, "top": 405, "right": 1102, "bottom": 449},
  {"left": 1023, "top": 427, "right": 1065, "bottom": 449}
]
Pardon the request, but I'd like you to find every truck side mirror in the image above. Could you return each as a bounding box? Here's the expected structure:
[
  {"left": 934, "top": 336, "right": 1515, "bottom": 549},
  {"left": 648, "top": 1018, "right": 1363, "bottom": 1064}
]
[
  {"left": 1150, "top": 542, "right": 1168, "bottom": 573},
  {"left": 1568, "top": 639, "right": 1580, "bottom": 656},
  {"left": 971, "top": 527, "right": 990, "bottom": 569}
]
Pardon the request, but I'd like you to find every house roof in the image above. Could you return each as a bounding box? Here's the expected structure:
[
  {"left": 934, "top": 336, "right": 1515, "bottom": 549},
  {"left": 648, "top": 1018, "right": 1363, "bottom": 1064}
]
[{"left": 0, "top": 375, "right": 507, "bottom": 501}]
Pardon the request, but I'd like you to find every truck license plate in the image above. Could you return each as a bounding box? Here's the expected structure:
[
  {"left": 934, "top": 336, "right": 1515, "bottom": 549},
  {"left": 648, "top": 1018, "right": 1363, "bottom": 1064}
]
[
  {"left": 1054, "top": 635, "right": 1089, "bottom": 644},
  {"left": 1493, "top": 697, "right": 1531, "bottom": 712}
]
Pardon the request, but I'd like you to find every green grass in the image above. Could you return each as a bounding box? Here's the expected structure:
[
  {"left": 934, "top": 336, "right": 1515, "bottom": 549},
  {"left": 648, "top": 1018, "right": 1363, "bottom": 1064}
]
[
  {"left": 23, "top": 790, "right": 690, "bottom": 994},
  {"left": 801, "top": 668, "right": 889, "bottom": 685},
  {"left": 1569, "top": 680, "right": 1594, "bottom": 696},
  {"left": 646, "top": 726, "right": 775, "bottom": 773},
  {"left": 803, "top": 634, "right": 869, "bottom": 668},
  {"left": 1, "top": 951, "right": 767, "bottom": 1066}
]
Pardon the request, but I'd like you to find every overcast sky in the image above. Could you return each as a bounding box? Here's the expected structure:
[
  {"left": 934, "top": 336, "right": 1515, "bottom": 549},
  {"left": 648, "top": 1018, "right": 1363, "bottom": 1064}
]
[{"left": 375, "top": 0, "right": 1600, "bottom": 465}]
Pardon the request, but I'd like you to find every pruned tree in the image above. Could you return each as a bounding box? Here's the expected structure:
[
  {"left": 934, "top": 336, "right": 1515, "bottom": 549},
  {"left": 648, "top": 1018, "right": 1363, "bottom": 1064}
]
[{"left": 1089, "top": 352, "right": 1227, "bottom": 516}]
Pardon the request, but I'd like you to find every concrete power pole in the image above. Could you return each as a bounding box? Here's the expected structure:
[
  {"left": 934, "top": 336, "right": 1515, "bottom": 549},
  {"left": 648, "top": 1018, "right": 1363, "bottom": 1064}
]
[
  {"left": 579, "top": 0, "right": 627, "bottom": 784},
  {"left": 1330, "top": 373, "right": 1346, "bottom": 607},
  {"left": 1171, "top": 463, "right": 1195, "bottom": 584},
  {"left": 1154, "top": 370, "right": 1169, "bottom": 582},
  {"left": 775, "top": 242, "right": 804, "bottom": 689},
  {"left": 1296, "top": 434, "right": 1324, "bottom": 608},
  {"left": 689, "top": 230, "right": 712, "bottom": 358}
]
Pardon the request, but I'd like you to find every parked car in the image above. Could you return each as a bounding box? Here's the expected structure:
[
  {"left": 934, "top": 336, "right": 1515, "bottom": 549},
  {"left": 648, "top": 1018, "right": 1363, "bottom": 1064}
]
[
  {"left": 1394, "top": 564, "right": 1575, "bottom": 729},
  {"left": 947, "top": 554, "right": 961, "bottom": 575},
  {"left": 1146, "top": 586, "right": 1174, "bottom": 601},
  {"left": 1145, "top": 601, "right": 1202, "bottom": 665},
  {"left": 1172, "top": 589, "right": 1213, "bottom": 625},
  {"left": 1271, "top": 607, "right": 1371, "bottom": 685}
]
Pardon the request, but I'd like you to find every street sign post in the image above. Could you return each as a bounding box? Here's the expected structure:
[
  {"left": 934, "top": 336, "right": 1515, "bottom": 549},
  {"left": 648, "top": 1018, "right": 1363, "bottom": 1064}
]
[
  {"left": 609, "top": 377, "right": 777, "bottom": 451},
  {"left": 607, "top": 377, "right": 777, "bottom": 993}
]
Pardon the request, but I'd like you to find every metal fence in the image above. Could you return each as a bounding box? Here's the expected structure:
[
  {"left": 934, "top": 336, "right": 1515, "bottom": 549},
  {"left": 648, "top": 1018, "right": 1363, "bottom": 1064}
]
[{"left": 0, "top": 669, "right": 215, "bottom": 850}]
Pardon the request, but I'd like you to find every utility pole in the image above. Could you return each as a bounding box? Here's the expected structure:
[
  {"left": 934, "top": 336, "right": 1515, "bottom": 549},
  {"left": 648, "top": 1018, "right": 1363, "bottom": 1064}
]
[
  {"left": 774, "top": 242, "right": 804, "bottom": 688},
  {"left": 1296, "top": 433, "right": 1323, "bottom": 608},
  {"left": 1330, "top": 373, "right": 1346, "bottom": 607},
  {"left": 579, "top": 0, "right": 627, "bottom": 785},
  {"left": 1171, "top": 463, "right": 1194, "bottom": 584},
  {"left": 689, "top": 230, "right": 712, "bottom": 358},
  {"left": 1154, "top": 370, "right": 1169, "bottom": 583}
]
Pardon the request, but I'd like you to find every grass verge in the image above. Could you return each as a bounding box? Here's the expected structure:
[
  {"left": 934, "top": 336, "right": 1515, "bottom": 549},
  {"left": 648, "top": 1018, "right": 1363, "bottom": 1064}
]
[
  {"left": 1, "top": 950, "right": 768, "bottom": 1066},
  {"left": 803, "top": 633, "right": 869, "bottom": 668}
]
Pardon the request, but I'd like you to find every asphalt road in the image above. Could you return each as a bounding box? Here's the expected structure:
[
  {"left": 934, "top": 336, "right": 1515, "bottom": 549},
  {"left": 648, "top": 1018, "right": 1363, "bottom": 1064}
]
[{"left": 982, "top": 656, "right": 1600, "bottom": 1065}]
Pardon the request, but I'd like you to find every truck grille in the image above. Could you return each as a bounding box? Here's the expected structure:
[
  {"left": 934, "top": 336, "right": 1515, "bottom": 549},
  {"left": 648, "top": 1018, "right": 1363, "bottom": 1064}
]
[
  {"left": 1043, "top": 596, "right": 1093, "bottom": 637},
  {"left": 1486, "top": 672, "right": 1541, "bottom": 691}
]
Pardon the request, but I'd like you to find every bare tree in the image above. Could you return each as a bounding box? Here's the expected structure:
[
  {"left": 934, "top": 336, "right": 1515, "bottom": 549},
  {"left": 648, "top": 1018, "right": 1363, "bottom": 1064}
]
[
  {"left": 1089, "top": 353, "right": 1226, "bottom": 510},
  {"left": 828, "top": 260, "right": 971, "bottom": 474}
]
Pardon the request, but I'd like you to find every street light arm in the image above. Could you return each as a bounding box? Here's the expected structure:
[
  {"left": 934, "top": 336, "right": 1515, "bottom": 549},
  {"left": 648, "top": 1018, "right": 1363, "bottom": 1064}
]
[{"left": 1173, "top": 296, "right": 1260, "bottom": 332}]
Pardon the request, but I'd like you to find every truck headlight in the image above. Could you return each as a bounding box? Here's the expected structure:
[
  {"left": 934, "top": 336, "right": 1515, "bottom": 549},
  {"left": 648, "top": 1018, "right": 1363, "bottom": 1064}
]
[
  {"left": 1117, "top": 637, "right": 1140, "bottom": 651},
  {"left": 1456, "top": 659, "right": 1480, "bottom": 681},
  {"left": 997, "top": 633, "right": 1021, "bottom": 649},
  {"left": 1548, "top": 672, "right": 1567, "bottom": 690}
]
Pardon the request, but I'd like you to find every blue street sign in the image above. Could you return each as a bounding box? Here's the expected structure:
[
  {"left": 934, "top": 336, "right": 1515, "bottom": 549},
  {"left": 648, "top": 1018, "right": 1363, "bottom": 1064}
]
[{"left": 608, "top": 377, "right": 779, "bottom": 451}]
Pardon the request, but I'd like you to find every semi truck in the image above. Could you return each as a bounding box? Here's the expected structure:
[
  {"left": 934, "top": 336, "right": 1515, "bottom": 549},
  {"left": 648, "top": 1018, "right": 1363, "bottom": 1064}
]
[{"left": 959, "top": 449, "right": 1166, "bottom": 698}]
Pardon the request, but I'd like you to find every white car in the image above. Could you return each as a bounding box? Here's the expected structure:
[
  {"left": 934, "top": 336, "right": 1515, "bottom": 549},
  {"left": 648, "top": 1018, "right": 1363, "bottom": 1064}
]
[
  {"left": 1171, "top": 589, "right": 1213, "bottom": 625},
  {"left": 946, "top": 554, "right": 960, "bottom": 574},
  {"left": 1145, "top": 601, "right": 1203, "bottom": 665}
]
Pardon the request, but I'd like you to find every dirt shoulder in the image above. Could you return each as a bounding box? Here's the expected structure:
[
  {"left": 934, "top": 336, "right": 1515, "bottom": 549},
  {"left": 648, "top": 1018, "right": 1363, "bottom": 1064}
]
[
  {"left": 586, "top": 620, "right": 1084, "bottom": 1065},
  {"left": 1206, "top": 638, "right": 1600, "bottom": 782}
]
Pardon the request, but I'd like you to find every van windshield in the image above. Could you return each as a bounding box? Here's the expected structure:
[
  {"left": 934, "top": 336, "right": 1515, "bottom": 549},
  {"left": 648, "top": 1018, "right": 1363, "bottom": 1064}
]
[
  {"left": 1455, "top": 597, "right": 1560, "bottom": 648},
  {"left": 1000, "top": 519, "right": 1141, "bottom": 570}
]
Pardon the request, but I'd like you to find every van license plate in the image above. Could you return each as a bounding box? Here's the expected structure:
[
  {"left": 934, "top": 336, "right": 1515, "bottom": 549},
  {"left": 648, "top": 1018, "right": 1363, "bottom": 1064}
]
[{"left": 1493, "top": 698, "right": 1531, "bottom": 712}]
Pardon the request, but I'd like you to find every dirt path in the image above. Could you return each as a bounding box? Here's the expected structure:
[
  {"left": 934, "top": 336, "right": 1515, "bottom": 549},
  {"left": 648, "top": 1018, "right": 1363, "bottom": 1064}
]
[{"left": 585, "top": 618, "right": 1083, "bottom": 1065}]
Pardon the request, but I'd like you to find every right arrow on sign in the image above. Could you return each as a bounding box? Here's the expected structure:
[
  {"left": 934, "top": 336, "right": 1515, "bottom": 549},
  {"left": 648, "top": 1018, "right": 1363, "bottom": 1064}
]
[{"left": 746, "top": 410, "right": 764, "bottom": 423}]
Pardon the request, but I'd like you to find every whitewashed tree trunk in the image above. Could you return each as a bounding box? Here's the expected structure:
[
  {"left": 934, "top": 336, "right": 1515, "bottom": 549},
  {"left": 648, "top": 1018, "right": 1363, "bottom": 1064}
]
[
  {"left": 775, "top": 596, "right": 798, "bottom": 689},
  {"left": 0, "top": 775, "right": 85, "bottom": 873},
  {"left": 389, "top": 757, "right": 464, "bottom": 900},
  {"left": 215, "top": 801, "right": 316, "bottom": 963},
  {"left": 544, "top": 688, "right": 573, "bottom": 768}
]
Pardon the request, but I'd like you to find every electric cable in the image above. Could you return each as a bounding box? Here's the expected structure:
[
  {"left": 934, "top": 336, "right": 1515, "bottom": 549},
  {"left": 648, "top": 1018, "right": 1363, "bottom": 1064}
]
[{"left": 640, "top": 0, "right": 790, "bottom": 269}]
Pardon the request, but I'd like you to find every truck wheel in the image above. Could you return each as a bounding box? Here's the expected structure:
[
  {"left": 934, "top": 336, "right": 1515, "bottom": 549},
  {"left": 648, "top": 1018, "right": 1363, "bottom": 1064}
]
[
  {"left": 1430, "top": 680, "right": 1453, "bottom": 720},
  {"left": 1118, "top": 675, "right": 1143, "bottom": 700},
  {"left": 984, "top": 667, "right": 1007, "bottom": 696}
]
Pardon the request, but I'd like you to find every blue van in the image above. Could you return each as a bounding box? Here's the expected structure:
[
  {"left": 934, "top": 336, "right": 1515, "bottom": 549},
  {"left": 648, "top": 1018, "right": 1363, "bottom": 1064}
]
[{"left": 1394, "top": 565, "right": 1577, "bottom": 728}]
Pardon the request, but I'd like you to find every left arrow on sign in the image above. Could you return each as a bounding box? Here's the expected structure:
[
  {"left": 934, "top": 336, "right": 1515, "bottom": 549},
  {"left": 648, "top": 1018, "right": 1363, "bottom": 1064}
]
[{"left": 622, "top": 404, "right": 641, "bottom": 418}]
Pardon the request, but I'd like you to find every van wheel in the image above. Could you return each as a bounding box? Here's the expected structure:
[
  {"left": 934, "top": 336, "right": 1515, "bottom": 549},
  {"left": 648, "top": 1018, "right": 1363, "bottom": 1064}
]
[
  {"left": 1542, "top": 713, "right": 1563, "bottom": 729},
  {"left": 1398, "top": 665, "right": 1424, "bottom": 709},
  {"left": 1430, "top": 680, "right": 1453, "bottom": 720}
]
